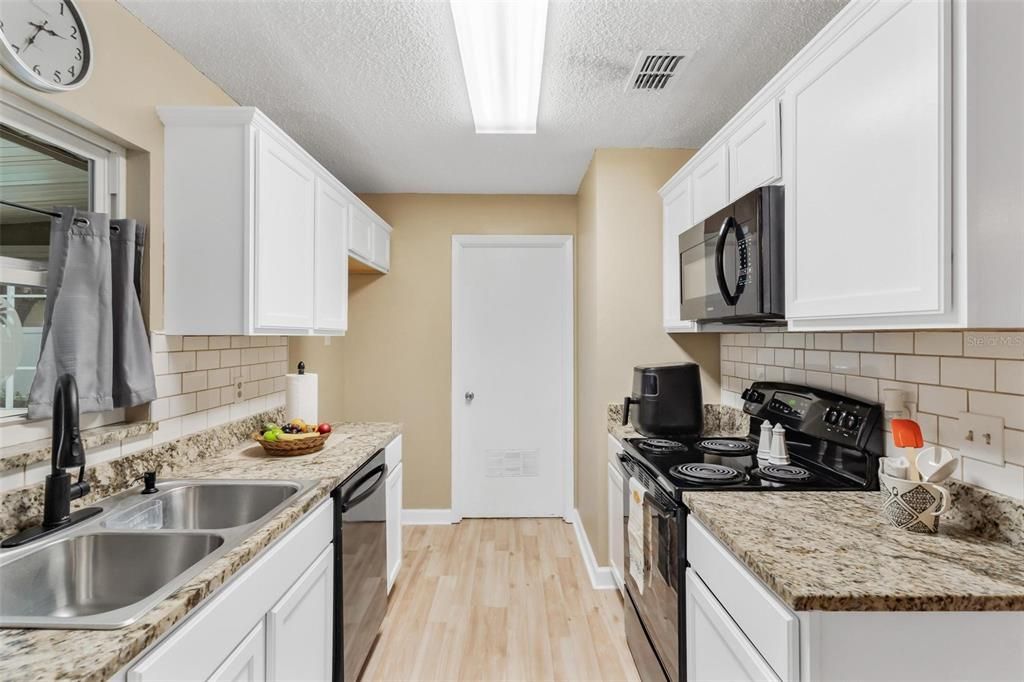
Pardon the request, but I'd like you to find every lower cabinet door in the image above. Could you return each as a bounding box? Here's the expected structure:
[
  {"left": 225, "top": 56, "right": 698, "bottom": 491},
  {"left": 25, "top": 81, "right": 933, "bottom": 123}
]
[
  {"left": 209, "top": 621, "right": 266, "bottom": 682},
  {"left": 685, "top": 569, "right": 780, "bottom": 682},
  {"left": 266, "top": 545, "right": 334, "bottom": 681},
  {"left": 386, "top": 462, "right": 403, "bottom": 593},
  {"left": 607, "top": 460, "right": 624, "bottom": 591}
]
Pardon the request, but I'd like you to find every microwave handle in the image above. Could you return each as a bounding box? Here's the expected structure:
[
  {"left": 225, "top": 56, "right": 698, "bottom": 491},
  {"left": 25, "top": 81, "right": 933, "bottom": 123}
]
[{"left": 715, "top": 216, "right": 741, "bottom": 306}]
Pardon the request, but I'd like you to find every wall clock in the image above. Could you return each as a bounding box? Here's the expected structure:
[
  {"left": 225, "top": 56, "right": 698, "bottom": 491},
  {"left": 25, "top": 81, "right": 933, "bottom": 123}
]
[{"left": 0, "top": 0, "right": 92, "bottom": 92}]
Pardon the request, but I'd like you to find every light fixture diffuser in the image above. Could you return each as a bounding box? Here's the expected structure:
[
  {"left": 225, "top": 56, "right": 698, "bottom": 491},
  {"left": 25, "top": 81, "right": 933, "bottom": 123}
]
[{"left": 450, "top": 0, "right": 549, "bottom": 134}]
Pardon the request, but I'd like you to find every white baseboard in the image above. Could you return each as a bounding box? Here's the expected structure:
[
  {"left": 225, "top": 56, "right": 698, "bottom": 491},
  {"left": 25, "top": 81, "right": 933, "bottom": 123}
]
[
  {"left": 402, "top": 509, "right": 457, "bottom": 525},
  {"left": 570, "top": 508, "right": 617, "bottom": 590}
]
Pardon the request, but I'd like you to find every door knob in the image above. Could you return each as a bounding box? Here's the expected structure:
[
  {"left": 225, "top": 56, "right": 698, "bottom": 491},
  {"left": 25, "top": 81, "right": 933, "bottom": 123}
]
[{"left": 465, "top": 391, "right": 475, "bottom": 403}]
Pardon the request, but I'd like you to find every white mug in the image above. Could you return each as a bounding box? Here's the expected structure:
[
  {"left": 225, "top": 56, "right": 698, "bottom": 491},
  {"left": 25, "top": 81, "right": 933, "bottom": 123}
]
[{"left": 878, "top": 470, "right": 951, "bottom": 533}]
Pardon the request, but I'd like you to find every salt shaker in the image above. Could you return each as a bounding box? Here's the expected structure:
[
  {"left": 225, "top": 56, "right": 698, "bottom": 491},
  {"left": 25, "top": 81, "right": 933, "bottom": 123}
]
[
  {"left": 769, "top": 422, "right": 790, "bottom": 466},
  {"left": 757, "top": 421, "right": 773, "bottom": 462}
]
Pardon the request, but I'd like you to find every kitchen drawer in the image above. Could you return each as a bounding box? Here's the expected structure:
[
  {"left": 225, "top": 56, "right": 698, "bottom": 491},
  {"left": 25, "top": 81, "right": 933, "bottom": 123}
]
[{"left": 687, "top": 516, "right": 798, "bottom": 681}]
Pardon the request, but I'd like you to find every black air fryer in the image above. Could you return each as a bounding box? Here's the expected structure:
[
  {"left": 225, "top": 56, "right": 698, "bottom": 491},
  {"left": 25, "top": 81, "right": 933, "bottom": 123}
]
[{"left": 622, "top": 363, "right": 703, "bottom": 437}]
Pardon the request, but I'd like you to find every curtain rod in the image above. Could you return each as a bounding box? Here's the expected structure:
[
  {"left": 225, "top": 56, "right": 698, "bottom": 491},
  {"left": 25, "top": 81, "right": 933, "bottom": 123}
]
[{"left": 0, "top": 200, "right": 62, "bottom": 220}]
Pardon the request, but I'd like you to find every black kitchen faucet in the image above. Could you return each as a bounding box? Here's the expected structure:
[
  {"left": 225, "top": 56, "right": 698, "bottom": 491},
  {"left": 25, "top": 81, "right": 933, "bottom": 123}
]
[{"left": 1, "top": 374, "right": 102, "bottom": 548}]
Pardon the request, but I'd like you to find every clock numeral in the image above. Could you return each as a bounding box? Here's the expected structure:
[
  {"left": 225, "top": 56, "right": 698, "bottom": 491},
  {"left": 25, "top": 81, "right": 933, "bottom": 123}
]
[
  {"left": 0, "top": 19, "right": 4, "bottom": 31},
  {"left": 75, "top": 47, "right": 82, "bottom": 61},
  {"left": 70, "top": 25, "right": 77, "bottom": 39},
  {"left": 32, "top": 65, "right": 41, "bottom": 76},
  {"left": 53, "top": 70, "right": 62, "bottom": 83},
  {"left": 59, "top": 2, "right": 65, "bottom": 16},
  {"left": 68, "top": 64, "right": 75, "bottom": 78},
  {"left": 11, "top": 45, "right": 19, "bottom": 54}
]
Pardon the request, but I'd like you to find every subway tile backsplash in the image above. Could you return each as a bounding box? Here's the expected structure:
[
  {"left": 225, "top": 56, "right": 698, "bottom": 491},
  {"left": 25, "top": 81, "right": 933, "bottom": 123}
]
[{"left": 721, "top": 330, "right": 1024, "bottom": 501}]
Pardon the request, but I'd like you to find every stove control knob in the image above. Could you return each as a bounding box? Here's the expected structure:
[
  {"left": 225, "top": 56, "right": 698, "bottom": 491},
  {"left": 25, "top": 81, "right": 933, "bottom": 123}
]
[
  {"left": 748, "top": 390, "right": 764, "bottom": 404},
  {"left": 824, "top": 408, "right": 840, "bottom": 425},
  {"left": 741, "top": 388, "right": 751, "bottom": 401},
  {"left": 842, "top": 413, "right": 859, "bottom": 430}
]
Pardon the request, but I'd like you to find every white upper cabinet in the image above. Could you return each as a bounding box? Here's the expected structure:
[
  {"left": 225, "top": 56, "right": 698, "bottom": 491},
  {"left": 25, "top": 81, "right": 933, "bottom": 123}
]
[
  {"left": 728, "top": 100, "right": 782, "bottom": 201},
  {"left": 349, "top": 206, "right": 391, "bottom": 274},
  {"left": 660, "top": 175, "right": 695, "bottom": 332},
  {"left": 314, "top": 178, "right": 350, "bottom": 334},
  {"left": 159, "top": 106, "right": 393, "bottom": 335},
  {"left": 691, "top": 145, "right": 730, "bottom": 224},
  {"left": 254, "top": 131, "right": 317, "bottom": 332},
  {"left": 783, "top": 0, "right": 950, "bottom": 323}
]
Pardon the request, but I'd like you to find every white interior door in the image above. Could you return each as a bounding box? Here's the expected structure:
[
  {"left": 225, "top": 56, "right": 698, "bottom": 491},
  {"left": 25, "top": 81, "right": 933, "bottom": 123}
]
[{"left": 452, "top": 235, "right": 573, "bottom": 520}]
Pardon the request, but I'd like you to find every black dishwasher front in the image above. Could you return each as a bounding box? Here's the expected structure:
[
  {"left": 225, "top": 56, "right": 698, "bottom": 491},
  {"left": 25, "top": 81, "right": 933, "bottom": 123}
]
[{"left": 332, "top": 449, "right": 387, "bottom": 681}]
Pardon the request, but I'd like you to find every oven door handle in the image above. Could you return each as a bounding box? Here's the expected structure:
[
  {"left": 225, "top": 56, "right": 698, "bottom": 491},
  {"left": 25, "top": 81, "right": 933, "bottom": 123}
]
[
  {"left": 619, "top": 454, "right": 677, "bottom": 518},
  {"left": 340, "top": 463, "right": 387, "bottom": 512},
  {"left": 714, "top": 216, "right": 742, "bottom": 306}
]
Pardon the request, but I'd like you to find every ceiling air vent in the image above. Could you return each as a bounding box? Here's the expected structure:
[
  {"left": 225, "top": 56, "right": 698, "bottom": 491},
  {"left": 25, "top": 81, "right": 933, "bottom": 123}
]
[{"left": 626, "top": 51, "right": 690, "bottom": 92}]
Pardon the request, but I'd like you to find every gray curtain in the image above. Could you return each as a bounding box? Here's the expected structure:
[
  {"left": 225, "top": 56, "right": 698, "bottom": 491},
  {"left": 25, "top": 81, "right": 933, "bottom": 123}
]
[{"left": 27, "top": 208, "right": 156, "bottom": 419}]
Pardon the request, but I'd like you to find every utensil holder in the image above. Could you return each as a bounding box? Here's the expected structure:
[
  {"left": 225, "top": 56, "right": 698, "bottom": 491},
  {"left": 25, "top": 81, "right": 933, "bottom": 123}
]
[{"left": 878, "top": 468, "right": 951, "bottom": 534}]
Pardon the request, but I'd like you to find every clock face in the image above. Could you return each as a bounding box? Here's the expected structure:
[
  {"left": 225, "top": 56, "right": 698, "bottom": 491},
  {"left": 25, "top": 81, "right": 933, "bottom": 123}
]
[{"left": 0, "top": 0, "right": 91, "bottom": 92}]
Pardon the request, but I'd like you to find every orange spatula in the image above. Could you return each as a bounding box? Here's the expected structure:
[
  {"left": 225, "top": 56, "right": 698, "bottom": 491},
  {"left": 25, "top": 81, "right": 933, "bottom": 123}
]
[{"left": 891, "top": 419, "right": 924, "bottom": 448}]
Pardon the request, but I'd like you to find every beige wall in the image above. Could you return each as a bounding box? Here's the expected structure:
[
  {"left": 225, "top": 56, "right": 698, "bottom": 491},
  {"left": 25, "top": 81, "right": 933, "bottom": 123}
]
[
  {"left": 290, "top": 195, "right": 577, "bottom": 509},
  {"left": 576, "top": 148, "right": 721, "bottom": 564},
  {"left": 2, "top": 0, "right": 235, "bottom": 328}
]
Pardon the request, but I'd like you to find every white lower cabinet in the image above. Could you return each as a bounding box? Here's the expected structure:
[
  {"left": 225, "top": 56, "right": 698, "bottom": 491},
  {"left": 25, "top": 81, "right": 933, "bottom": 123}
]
[
  {"left": 688, "top": 516, "right": 1024, "bottom": 682},
  {"left": 685, "top": 569, "right": 779, "bottom": 682},
  {"left": 209, "top": 621, "right": 266, "bottom": 682},
  {"left": 266, "top": 546, "right": 333, "bottom": 681},
  {"left": 385, "top": 435, "right": 403, "bottom": 593},
  {"left": 126, "top": 500, "right": 333, "bottom": 682},
  {"left": 606, "top": 434, "right": 625, "bottom": 592}
]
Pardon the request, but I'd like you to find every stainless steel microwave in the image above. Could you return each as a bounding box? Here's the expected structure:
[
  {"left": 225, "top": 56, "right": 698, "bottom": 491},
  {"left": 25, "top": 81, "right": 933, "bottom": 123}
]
[{"left": 678, "top": 186, "right": 785, "bottom": 324}]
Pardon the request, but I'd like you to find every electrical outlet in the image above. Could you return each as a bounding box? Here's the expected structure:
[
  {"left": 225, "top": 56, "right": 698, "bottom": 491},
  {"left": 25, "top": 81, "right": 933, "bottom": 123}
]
[
  {"left": 957, "top": 412, "right": 1004, "bottom": 465},
  {"left": 231, "top": 374, "right": 245, "bottom": 405}
]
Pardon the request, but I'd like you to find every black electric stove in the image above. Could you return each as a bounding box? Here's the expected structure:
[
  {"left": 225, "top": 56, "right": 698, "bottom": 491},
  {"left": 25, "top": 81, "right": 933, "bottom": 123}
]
[{"left": 618, "top": 382, "right": 883, "bottom": 682}]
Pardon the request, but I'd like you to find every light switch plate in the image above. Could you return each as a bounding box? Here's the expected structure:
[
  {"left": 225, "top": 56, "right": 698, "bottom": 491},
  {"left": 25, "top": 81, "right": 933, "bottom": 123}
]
[
  {"left": 957, "top": 412, "right": 1004, "bottom": 465},
  {"left": 231, "top": 374, "right": 246, "bottom": 405}
]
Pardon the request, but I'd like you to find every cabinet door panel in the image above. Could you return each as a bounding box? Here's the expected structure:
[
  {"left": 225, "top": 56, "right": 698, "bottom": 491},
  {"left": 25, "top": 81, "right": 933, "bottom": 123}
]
[
  {"left": 729, "top": 99, "right": 781, "bottom": 200},
  {"left": 372, "top": 223, "right": 390, "bottom": 272},
  {"left": 349, "top": 208, "right": 373, "bottom": 261},
  {"left": 314, "top": 179, "right": 349, "bottom": 333},
  {"left": 685, "top": 570, "right": 780, "bottom": 682},
  {"left": 254, "top": 132, "right": 316, "bottom": 331},
  {"left": 209, "top": 621, "right": 266, "bottom": 682},
  {"left": 266, "top": 546, "right": 334, "bottom": 681},
  {"left": 691, "top": 145, "right": 730, "bottom": 224},
  {"left": 386, "top": 463, "right": 403, "bottom": 593},
  {"left": 607, "top": 461, "right": 624, "bottom": 592},
  {"left": 662, "top": 176, "right": 696, "bottom": 332},
  {"left": 784, "top": 0, "right": 950, "bottom": 320}
]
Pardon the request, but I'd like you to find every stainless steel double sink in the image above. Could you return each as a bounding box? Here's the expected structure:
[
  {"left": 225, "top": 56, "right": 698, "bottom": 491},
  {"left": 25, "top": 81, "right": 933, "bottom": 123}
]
[{"left": 0, "top": 479, "right": 316, "bottom": 630}]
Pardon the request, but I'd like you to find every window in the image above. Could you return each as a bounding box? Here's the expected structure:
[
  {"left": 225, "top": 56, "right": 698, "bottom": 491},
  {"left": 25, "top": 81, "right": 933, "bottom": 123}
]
[{"left": 0, "top": 90, "right": 125, "bottom": 437}]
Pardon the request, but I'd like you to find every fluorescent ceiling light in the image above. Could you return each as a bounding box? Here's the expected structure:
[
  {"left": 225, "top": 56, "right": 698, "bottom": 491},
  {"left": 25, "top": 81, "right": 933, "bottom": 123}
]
[{"left": 450, "top": 0, "right": 549, "bottom": 134}]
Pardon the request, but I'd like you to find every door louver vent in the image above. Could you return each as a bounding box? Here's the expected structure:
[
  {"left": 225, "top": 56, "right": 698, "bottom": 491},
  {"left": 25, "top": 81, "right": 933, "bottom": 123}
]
[{"left": 627, "top": 51, "right": 689, "bottom": 92}]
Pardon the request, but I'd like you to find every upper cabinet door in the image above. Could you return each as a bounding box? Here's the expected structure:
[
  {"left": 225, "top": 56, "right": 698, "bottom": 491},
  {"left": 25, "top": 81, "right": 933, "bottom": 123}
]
[
  {"left": 728, "top": 100, "right": 781, "bottom": 201},
  {"left": 254, "top": 131, "right": 316, "bottom": 332},
  {"left": 314, "top": 179, "right": 349, "bottom": 334},
  {"left": 691, "top": 145, "right": 730, "bottom": 224},
  {"left": 372, "top": 222, "right": 391, "bottom": 272},
  {"left": 783, "top": 0, "right": 951, "bottom": 321},
  {"left": 662, "top": 175, "right": 695, "bottom": 331},
  {"left": 349, "top": 207, "right": 374, "bottom": 261}
]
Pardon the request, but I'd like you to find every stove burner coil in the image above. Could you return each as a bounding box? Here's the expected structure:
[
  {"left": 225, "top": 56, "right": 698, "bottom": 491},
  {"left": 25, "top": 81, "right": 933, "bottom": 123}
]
[
  {"left": 636, "top": 438, "right": 687, "bottom": 454},
  {"left": 696, "top": 438, "right": 756, "bottom": 456},
  {"left": 669, "top": 463, "right": 745, "bottom": 485},
  {"left": 756, "top": 464, "right": 813, "bottom": 482}
]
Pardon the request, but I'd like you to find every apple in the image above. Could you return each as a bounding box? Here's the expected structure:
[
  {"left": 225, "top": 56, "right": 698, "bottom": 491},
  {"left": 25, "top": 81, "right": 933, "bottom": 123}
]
[{"left": 317, "top": 423, "right": 332, "bottom": 434}]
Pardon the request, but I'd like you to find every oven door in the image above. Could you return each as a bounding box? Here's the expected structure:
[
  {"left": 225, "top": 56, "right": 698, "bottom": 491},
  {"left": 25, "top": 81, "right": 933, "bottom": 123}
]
[{"left": 621, "top": 455, "right": 684, "bottom": 682}]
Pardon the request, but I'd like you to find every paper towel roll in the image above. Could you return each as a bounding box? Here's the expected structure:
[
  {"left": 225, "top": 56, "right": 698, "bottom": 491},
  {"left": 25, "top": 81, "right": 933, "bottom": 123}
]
[{"left": 285, "top": 372, "right": 318, "bottom": 425}]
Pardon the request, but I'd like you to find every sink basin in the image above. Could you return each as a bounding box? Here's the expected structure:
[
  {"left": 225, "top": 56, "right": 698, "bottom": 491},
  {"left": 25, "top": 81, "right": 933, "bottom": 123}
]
[
  {"left": 105, "top": 482, "right": 302, "bottom": 530},
  {"left": 0, "top": 533, "right": 222, "bottom": 624},
  {"left": 0, "top": 478, "right": 314, "bottom": 629}
]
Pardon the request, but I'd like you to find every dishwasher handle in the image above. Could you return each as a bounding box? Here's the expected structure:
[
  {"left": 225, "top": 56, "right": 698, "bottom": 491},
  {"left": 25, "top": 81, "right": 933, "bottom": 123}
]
[{"left": 340, "top": 463, "right": 387, "bottom": 512}]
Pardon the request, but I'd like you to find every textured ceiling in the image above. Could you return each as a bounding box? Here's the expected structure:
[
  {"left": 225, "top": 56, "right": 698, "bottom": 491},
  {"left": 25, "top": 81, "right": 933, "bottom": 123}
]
[{"left": 120, "top": 0, "right": 847, "bottom": 194}]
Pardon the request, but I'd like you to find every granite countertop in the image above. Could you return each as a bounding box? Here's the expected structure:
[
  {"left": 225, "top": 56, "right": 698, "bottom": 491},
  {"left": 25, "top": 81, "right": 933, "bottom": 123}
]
[
  {"left": 0, "top": 421, "right": 158, "bottom": 471},
  {"left": 0, "top": 421, "right": 400, "bottom": 682},
  {"left": 683, "top": 491, "right": 1024, "bottom": 612}
]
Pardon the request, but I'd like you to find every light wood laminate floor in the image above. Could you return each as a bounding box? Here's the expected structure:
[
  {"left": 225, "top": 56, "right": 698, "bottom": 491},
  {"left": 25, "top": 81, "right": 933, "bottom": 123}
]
[{"left": 361, "top": 518, "right": 641, "bottom": 682}]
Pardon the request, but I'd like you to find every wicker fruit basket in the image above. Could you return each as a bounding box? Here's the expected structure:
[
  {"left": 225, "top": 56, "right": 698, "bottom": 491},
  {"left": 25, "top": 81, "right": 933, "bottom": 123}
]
[{"left": 253, "top": 432, "right": 329, "bottom": 457}]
